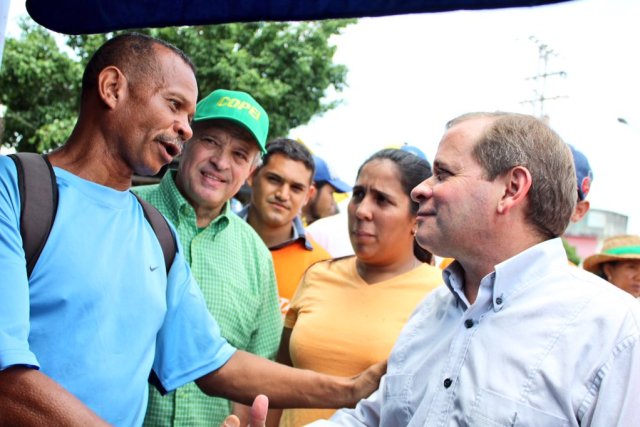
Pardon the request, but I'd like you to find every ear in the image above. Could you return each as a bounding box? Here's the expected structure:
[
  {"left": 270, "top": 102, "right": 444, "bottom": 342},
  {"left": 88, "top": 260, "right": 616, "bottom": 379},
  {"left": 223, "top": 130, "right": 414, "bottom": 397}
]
[
  {"left": 602, "top": 263, "right": 613, "bottom": 282},
  {"left": 409, "top": 213, "right": 418, "bottom": 236},
  {"left": 247, "top": 161, "right": 260, "bottom": 180},
  {"left": 303, "top": 184, "right": 317, "bottom": 207},
  {"left": 97, "top": 65, "right": 127, "bottom": 109},
  {"left": 496, "top": 166, "right": 532, "bottom": 215},
  {"left": 571, "top": 199, "right": 590, "bottom": 223}
]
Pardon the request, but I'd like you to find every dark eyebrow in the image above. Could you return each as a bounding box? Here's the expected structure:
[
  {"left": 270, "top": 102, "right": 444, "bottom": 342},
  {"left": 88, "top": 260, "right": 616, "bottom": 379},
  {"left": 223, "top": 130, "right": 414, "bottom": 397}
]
[
  {"left": 352, "top": 184, "right": 395, "bottom": 203},
  {"left": 265, "top": 171, "right": 283, "bottom": 181},
  {"left": 264, "top": 171, "right": 306, "bottom": 189},
  {"left": 370, "top": 187, "right": 394, "bottom": 201},
  {"left": 290, "top": 178, "right": 309, "bottom": 189}
]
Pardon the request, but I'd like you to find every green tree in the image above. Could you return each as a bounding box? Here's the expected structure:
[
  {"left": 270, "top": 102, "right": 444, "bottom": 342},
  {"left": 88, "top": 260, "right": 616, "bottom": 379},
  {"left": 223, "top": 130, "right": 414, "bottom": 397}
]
[
  {"left": 2, "top": 18, "right": 354, "bottom": 153},
  {"left": 0, "top": 18, "right": 81, "bottom": 152}
]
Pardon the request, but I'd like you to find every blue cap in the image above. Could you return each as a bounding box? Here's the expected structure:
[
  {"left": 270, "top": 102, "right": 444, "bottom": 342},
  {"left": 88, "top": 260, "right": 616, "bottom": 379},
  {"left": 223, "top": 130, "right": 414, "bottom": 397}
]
[
  {"left": 400, "top": 144, "right": 428, "bottom": 161},
  {"left": 569, "top": 144, "right": 593, "bottom": 201},
  {"left": 313, "top": 155, "right": 351, "bottom": 193}
]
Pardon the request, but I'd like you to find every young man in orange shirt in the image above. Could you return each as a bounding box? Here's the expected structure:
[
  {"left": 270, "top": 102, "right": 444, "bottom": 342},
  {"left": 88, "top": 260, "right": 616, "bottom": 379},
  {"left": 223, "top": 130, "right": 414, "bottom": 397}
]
[{"left": 239, "top": 138, "right": 330, "bottom": 316}]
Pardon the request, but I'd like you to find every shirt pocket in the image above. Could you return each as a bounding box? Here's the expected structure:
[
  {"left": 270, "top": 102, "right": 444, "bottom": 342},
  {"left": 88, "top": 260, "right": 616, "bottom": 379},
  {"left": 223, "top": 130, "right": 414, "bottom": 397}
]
[
  {"left": 468, "top": 387, "right": 570, "bottom": 427},
  {"left": 381, "top": 374, "right": 415, "bottom": 426}
]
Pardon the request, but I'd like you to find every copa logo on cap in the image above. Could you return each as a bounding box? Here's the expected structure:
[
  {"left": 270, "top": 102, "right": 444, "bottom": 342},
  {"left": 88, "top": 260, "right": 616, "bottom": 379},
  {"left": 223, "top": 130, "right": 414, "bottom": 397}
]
[{"left": 193, "top": 89, "right": 269, "bottom": 154}]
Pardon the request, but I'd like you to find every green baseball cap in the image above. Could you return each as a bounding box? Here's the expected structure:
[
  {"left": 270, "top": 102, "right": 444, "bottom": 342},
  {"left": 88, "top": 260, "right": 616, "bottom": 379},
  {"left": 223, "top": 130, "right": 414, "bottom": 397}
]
[{"left": 193, "top": 89, "right": 269, "bottom": 154}]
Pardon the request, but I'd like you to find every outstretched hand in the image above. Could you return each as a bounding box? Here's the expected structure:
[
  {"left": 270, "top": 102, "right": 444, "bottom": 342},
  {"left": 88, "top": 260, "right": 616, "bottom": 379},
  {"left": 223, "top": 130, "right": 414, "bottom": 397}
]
[
  {"left": 349, "top": 359, "right": 387, "bottom": 406},
  {"left": 222, "top": 395, "right": 269, "bottom": 427}
]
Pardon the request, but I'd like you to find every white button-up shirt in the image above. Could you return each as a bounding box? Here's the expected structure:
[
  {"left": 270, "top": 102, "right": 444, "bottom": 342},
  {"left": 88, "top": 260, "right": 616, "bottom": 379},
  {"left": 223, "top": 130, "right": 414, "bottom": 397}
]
[{"left": 316, "top": 238, "right": 640, "bottom": 426}]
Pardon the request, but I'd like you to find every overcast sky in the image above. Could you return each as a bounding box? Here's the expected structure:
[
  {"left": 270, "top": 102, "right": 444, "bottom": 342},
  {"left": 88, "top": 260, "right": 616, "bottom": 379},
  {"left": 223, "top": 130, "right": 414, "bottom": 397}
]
[
  {"left": 5, "top": 0, "right": 640, "bottom": 233},
  {"left": 288, "top": 0, "right": 640, "bottom": 233}
]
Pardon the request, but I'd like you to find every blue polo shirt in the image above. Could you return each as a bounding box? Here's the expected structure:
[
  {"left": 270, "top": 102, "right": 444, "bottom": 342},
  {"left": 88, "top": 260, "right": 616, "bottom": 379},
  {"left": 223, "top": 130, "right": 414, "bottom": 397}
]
[{"left": 0, "top": 156, "right": 235, "bottom": 426}]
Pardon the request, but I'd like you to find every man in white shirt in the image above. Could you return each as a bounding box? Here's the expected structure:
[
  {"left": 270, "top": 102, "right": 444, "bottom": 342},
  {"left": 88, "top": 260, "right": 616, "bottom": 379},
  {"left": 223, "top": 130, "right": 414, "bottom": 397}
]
[{"left": 303, "top": 112, "right": 640, "bottom": 426}]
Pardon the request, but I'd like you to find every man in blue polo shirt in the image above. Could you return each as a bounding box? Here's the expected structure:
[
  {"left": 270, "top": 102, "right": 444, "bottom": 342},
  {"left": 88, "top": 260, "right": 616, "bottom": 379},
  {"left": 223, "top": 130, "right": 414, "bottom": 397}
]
[{"left": 0, "top": 33, "right": 384, "bottom": 427}]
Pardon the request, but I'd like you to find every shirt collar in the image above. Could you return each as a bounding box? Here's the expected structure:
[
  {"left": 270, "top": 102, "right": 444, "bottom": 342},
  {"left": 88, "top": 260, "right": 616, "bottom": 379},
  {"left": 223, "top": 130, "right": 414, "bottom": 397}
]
[
  {"left": 156, "top": 170, "right": 189, "bottom": 221},
  {"left": 238, "top": 204, "right": 314, "bottom": 251},
  {"left": 443, "top": 238, "right": 568, "bottom": 311}
]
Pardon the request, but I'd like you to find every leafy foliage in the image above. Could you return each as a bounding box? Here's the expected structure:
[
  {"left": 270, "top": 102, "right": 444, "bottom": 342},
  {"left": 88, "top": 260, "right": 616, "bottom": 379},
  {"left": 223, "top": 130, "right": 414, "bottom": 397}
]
[
  {"left": 1, "top": 18, "right": 354, "bottom": 153},
  {"left": 562, "top": 237, "right": 581, "bottom": 266},
  {"left": 0, "top": 18, "right": 81, "bottom": 152}
]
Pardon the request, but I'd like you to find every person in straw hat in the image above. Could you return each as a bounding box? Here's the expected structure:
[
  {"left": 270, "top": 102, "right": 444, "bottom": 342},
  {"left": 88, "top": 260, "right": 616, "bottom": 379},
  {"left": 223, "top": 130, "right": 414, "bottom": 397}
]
[{"left": 583, "top": 234, "right": 640, "bottom": 298}]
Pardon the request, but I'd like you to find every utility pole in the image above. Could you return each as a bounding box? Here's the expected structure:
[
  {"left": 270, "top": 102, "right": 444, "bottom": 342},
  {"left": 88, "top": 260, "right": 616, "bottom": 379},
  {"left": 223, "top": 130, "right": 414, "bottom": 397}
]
[{"left": 521, "top": 36, "right": 567, "bottom": 120}]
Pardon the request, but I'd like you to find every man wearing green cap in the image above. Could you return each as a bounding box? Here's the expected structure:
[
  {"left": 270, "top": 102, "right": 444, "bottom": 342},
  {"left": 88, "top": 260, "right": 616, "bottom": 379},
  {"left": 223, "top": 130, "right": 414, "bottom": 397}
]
[
  {"left": 0, "top": 34, "right": 384, "bottom": 427},
  {"left": 134, "top": 89, "right": 282, "bottom": 426}
]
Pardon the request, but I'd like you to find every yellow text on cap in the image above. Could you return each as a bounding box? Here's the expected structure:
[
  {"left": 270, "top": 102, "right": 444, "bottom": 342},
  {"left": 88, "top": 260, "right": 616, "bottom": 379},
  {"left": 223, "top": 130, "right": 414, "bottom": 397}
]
[{"left": 217, "top": 96, "right": 261, "bottom": 120}]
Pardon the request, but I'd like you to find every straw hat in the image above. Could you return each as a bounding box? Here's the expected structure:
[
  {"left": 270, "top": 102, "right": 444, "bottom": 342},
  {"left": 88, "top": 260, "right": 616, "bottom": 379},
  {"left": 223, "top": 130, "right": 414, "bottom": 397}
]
[{"left": 583, "top": 234, "right": 640, "bottom": 274}]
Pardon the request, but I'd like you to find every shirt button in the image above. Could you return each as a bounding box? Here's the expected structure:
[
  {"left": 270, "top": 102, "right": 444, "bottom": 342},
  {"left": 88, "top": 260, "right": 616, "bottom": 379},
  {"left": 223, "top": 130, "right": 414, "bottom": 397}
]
[
  {"left": 496, "top": 296, "right": 503, "bottom": 305},
  {"left": 464, "top": 319, "right": 474, "bottom": 329},
  {"left": 443, "top": 378, "right": 452, "bottom": 388}
]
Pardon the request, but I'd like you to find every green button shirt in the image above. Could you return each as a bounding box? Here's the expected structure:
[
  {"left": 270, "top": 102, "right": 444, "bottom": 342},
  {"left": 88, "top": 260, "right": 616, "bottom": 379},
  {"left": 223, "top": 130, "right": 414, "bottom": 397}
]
[{"left": 134, "top": 171, "right": 282, "bottom": 427}]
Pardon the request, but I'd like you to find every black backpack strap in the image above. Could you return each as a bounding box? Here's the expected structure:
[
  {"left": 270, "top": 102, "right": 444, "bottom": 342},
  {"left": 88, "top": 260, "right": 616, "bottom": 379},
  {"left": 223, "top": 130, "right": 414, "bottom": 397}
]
[
  {"left": 6, "top": 153, "right": 175, "bottom": 277},
  {"left": 8, "top": 153, "right": 58, "bottom": 279},
  {"left": 132, "top": 193, "right": 177, "bottom": 274},
  {"left": 133, "top": 194, "right": 178, "bottom": 390}
]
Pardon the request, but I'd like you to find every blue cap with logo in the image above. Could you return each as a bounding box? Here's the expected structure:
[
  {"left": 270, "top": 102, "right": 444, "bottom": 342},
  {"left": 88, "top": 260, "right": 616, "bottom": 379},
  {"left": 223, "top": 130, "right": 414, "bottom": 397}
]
[
  {"left": 569, "top": 144, "right": 593, "bottom": 201},
  {"left": 313, "top": 155, "right": 351, "bottom": 193}
]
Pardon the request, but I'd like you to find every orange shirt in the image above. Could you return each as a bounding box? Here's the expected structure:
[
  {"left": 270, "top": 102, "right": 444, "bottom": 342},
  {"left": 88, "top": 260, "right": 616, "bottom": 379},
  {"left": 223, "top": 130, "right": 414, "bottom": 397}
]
[{"left": 281, "top": 257, "right": 443, "bottom": 426}]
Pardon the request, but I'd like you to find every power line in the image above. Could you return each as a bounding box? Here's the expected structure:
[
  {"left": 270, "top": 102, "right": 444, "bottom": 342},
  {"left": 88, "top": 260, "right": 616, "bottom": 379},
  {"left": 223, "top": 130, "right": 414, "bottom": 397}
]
[{"left": 521, "top": 36, "right": 567, "bottom": 119}]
